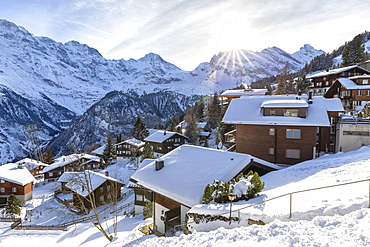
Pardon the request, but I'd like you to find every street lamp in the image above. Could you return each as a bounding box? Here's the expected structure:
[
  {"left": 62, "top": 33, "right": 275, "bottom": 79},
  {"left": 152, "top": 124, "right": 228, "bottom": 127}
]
[{"left": 228, "top": 193, "right": 235, "bottom": 225}]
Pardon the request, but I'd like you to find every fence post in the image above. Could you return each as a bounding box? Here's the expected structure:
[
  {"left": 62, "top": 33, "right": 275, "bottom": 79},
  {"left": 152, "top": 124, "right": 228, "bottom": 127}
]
[{"left": 289, "top": 193, "right": 292, "bottom": 218}]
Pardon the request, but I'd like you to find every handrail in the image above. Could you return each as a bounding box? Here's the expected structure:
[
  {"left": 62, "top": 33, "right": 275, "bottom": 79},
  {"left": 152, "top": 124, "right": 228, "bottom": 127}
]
[{"left": 184, "top": 178, "right": 370, "bottom": 228}]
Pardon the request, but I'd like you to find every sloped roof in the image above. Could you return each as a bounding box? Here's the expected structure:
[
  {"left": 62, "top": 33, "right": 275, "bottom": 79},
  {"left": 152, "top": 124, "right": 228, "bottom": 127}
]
[
  {"left": 65, "top": 170, "right": 124, "bottom": 197},
  {"left": 337, "top": 78, "right": 370, "bottom": 90},
  {"left": 116, "top": 138, "right": 144, "bottom": 148},
  {"left": 0, "top": 163, "right": 36, "bottom": 186},
  {"left": 144, "top": 130, "right": 188, "bottom": 143},
  {"left": 57, "top": 172, "right": 78, "bottom": 183},
  {"left": 222, "top": 95, "right": 344, "bottom": 127},
  {"left": 16, "top": 158, "right": 48, "bottom": 171},
  {"left": 306, "top": 65, "right": 370, "bottom": 79},
  {"left": 261, "top": 99, "right": 308, "bottom": 108},
  {"left": 43, "top": 153, "right": 100, "bottom": 173},
  {"left": 130, "top": 145, "right": 276, "bottom": 207},
  {"left": 221, "top": 88, "right": 268, "bottom": 96}
]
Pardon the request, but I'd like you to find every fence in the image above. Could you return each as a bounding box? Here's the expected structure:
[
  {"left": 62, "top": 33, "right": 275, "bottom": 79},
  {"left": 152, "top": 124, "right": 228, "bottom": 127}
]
[{"left": 184, "top": 178, "right": 370, "bottom": 229}]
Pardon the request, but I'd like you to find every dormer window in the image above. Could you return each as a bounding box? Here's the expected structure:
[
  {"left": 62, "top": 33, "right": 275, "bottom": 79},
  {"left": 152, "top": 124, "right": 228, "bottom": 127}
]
[{"left": 284, "top": 109, "right": 298, "bottom": 117}]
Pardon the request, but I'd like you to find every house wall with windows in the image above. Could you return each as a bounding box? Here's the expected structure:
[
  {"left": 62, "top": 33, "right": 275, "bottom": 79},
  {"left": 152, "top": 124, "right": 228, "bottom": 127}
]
[
  {"left": 336, "top": 120, "right": 370, "bottom": 152},
  {"left": 0, "top": 180, "right": 33, "bottom": 204},
  {"left": 236, "top": 124, "right": 317, "bottom": 165}
]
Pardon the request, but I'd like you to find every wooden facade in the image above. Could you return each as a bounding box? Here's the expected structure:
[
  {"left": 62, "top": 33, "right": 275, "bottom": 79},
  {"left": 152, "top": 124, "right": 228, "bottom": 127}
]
[
  {"left": 147, "top": 133, "right": 188, "bottom": 155},
  {"left": 72, "top": 180, "right": 123, "bottom": 210},
  {"left": 235, "top": 124, "right": 317, "bottom": 165},
  {"left": 115, "top": 140, "right": 144, "bottom": 158},
  {"left": 308, "top": 66, "right": 370, "bottom": 96},
  {"left": 0, "top": 180, "right": 33, "bottom": 204},
  {"left": 324, "top": 76, "right": 370, "bottom": 111},
  {"left": 44, "top": 156, "right": 100, "bottom": 182}
]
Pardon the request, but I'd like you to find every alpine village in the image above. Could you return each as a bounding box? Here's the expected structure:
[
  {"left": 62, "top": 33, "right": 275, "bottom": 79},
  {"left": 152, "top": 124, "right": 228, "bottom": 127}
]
[{"left": 1, "top": 19, "right": 370, "bottom": 246}]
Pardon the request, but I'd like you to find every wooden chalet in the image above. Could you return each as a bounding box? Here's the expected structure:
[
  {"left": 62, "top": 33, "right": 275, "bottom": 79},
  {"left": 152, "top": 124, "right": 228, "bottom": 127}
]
[
  {"left": 144, "top": 130, "right": 188, "bottom": 156},
  {"left": 65, "top": 170, "right": 124, "bottom": 210},
  {"left": 130, "top": 145, "right": 279, "bottom": 236},
  {"left": 0, "top": 163, "right": 36, "bottom": 205},
  {"left": 115, "top": 138, "right": 144, "bottom": 157},
  {"left": 222, "top": 95, "right": 344, "bottom": 165},
  {"left": 324, "top": 75, "right": 370, "bottom": 112},
  {"left": 16, "top": 158, "right": 49, "bottom": 180},
  {"left": 307, "top": 65, "right": 370, "bottom": 96},
  {"left": 42, "top": 154, "right": 100, "bottom": 183}
]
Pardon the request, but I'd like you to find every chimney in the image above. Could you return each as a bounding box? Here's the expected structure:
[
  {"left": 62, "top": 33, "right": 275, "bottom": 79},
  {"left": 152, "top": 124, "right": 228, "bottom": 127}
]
[
  {"left": 164, "top": 130, "right": 166, "bottom": 136},
  {"left": 105, "top": 170, "right": 109, "bottom": 177},
  {"left": 155, "top": 159, "right": 164, "bottom": 171},
  {"left": 308, "top": 91, "right": 313, "bottom": 104},
  {"left": 18, "top": 163, "right": 24, "bottom": 169}
]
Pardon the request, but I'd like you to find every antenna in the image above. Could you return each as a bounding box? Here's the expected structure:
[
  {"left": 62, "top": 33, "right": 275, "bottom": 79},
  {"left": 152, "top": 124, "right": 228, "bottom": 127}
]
[{"left": 22, "top": 124, "right": 43, "bottom": 162}]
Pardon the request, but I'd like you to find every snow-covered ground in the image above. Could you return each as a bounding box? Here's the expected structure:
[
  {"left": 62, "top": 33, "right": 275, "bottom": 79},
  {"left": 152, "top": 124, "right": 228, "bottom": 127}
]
[{"left": 2, "top": 148, "right": 370, "bottom": 246}]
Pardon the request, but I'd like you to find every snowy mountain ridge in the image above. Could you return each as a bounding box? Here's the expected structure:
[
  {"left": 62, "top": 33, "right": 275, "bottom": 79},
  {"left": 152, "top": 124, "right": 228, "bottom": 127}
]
[{"left": 0, "top": 19, "right": 324, "bottom": 163}]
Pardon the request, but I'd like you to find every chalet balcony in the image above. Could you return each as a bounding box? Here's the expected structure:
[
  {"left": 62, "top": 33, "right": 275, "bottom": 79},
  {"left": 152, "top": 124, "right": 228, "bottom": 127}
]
[{"left": 224, "top": 129, "right": 236, "bottom": 143}]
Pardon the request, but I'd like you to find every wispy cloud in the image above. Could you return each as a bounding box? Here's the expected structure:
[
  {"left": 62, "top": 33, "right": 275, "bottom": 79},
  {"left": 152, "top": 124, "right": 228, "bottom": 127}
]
[{"left": 1, "top": 0, "right": 370, "bottom": 70}]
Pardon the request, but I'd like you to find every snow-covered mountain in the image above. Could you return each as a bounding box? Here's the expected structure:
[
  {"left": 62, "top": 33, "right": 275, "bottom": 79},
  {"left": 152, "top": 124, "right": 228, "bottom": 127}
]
[{"left": 0, "top": 19, "right": 324, "bottom": 163}]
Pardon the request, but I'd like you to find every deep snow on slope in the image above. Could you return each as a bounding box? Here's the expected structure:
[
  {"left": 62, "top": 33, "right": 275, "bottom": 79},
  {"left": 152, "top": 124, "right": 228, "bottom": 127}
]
[{"left": 2, "top": 147, "right": 370, "bottom": 246}]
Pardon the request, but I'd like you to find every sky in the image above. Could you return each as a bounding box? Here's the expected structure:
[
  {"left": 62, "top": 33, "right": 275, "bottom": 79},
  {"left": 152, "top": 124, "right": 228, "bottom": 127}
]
[{"left": 1, "top": 0, "right": 370, "bottom": 70}]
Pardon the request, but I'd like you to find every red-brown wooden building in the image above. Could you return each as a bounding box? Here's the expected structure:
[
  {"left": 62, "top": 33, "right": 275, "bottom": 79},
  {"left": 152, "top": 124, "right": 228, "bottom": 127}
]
[
  {"left": 222, "top": 95, "right": 344, "bottom": 165},
  {"left": 0, "top": 163, "right": 36, "bottom": 205}
]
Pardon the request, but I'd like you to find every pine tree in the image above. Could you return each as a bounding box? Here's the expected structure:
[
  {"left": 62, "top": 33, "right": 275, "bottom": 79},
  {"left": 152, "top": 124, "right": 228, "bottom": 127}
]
[
  {"left": 195, "top": 97, "right": 205, "bottom": 121},
  {"left": 342, "top": 34, "right": 366, "bottom": 67},
  {"left": 42, "top": 146, "right": 55, "bottom": 164},
  {"left": 132, "top": 116, "right": 149, "bottom": 141},
  {"left": 5, "top": 194, "right": 22, "bottom": 216},
  {"left": 275, "top": 63, "right": 296, "bottom": 95},
  {"left": 207, "top": 92, "right": 221, "bottom": 129},
  {"left": 184, "top": 110, "right": 199, "bottom": 145},
  {"left": 202, "top": 184, "right": 215, "bottom": 204},
  {"left": 102, "top": 136, "right": 116, "bottom": 166},
  {"left": 246, "top": 171, "right": 265, "bottom": 199},
  {"left": 141, "top": 142, "right": 154, "bottom": 161},
  {"left": 218, "top": 105, "right": 235, "bottom": 143}
]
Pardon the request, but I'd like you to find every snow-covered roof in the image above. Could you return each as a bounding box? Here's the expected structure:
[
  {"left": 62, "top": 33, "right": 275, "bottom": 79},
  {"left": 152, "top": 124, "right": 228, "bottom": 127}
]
[
  {"left": 116, "top": 138, "right": 144, "bottom": 148},
  {"left": 65, "top": 170, "right": 124, "bottom": 197},
  {"left": 16, "top": 158, "right": 48, "bottom": 171},
  {"left": 260, "top": 100, "right": 308, "bottom": 108},
  {"left": 43, "top": 153, "right": 100, "bottom": 173},
  {"left": 92, "top": 145, "right": 105, "bottom": 155},
  {"left": 306, "top": 65, "right": 366, "bottom": 79},
  {"left": 130, "top": 145, "right": 276, "bottom": 207},
  {"left": 337, "top": 78, "right": 370, "bottom": 90},
  {"left": 222, "top": 95, "right": 344, "bottom": 127},
  {"left": 144, "top": 130, "right": 188, "bottom": 143},
  {"left": 138, "top": 159, "right": 155, "bottom": 170},
  {"left": 0, "top": 163, "right": 36, "bottom": 186},
  {"left": 57, "top": 172, "right": 78, "bottom": 183},
  {"left": 221, "top": 89, "right": 268, "bottom": 97}
]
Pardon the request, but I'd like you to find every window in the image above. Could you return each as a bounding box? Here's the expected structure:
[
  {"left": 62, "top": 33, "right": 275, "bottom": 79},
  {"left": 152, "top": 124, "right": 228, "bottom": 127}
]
[
  {"left": 343, "top": 131, "right": 370, "bottom": 136},
  {"left": 48, "top": 172, "right": 53, "bottom": 177},
  {"left": 100, "top": 187, "right": 104, "bottom": 193},
  {"left": 357, "top": 90, "right": 362, "bottom": 96},
  {"left": 284, "top": 109, "right": 298, "bottom": 117},
  {"left": 100, "top": 196, "right": 104, "bottom": 202},
  {"left": 269, "top": 128, "right": 275, "bottom": 136},
  {"left": 286, "top": 149, "right": 300, "bottom": 159},
  {"left": 286, "top": 129, "right": 301, "bottom": 139},
  {"left": 12, "top": 187, "right": 17, "bottom": 193},
  {"left": 0, "top": 187, "right": 4, "bottom": 193},
  {"left": 268, "top": 148, "right": 274, "bottom": 155},
  {"left": 136, "top": 194, "right": 144, "bottom": 202},
  {"left": 270, "top": 109, "right": 275, "bottom": 116},
  {"left": 0, "top": 179, "right": 5, "bottom": 183},
  {"left": 363, "top": 79, "right": 369, "bottom": 84},
  {"left": 367, "top": 90, "right": 370, "bottom": 96}
]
